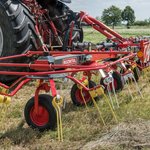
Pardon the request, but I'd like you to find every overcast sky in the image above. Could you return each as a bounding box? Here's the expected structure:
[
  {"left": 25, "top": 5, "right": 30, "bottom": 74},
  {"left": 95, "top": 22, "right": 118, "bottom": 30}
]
[{"left": 67, "top": 0, "right": 150, "bottom": 20}]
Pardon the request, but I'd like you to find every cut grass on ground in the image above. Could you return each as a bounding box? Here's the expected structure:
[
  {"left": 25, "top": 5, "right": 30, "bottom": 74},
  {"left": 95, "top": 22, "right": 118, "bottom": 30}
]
[{"left": 0, "top": 28, "right": 150, "bottom": 150}]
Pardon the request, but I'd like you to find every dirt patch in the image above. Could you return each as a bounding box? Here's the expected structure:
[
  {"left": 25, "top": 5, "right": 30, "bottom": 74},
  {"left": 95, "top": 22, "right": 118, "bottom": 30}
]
[{"left": 81, "top": 119, "right": 150, "bottom": 150}]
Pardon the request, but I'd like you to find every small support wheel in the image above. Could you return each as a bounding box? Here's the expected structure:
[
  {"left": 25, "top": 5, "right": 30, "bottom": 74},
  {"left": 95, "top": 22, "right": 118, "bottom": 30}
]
[
  {"left": 70, "top": 81, "right": 98, "bottom": 106},
  {"left": 125, "top": 65, "right": 141, "bottom": 82},
  {"left": 100, "top": 72, "right": 123, "bottom": 92},
  {"left": 133, "top": 67, "right": 141, "bottom": 82},
  {"left": 24, "top": 94, "right": 57, "bottom": 132}
]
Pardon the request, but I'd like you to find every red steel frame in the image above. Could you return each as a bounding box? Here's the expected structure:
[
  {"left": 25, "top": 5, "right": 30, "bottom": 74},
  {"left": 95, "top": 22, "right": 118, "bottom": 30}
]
[
  {"left": 0, "top": 0, "right": 149, "bottom": 117},
  {"left": 80, "top": 11, "right": 125, "bottom": 43},
  {"left": 0, "top": 51, "right": 137, "bottom": 114},
  {"left": 0, "top": 51, "right": 136, "bottom": 95}
]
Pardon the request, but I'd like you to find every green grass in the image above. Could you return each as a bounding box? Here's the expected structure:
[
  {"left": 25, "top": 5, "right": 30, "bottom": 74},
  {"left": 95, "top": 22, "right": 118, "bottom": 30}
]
[
  {"left": 0, "top": 27, "right": 150, "bottom": 150},
  {"left": 83, "top": 27, "right": 150, "bottom": 43}
]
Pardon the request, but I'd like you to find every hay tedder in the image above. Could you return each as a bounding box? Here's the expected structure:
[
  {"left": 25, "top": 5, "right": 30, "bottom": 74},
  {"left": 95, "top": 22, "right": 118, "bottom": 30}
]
[{"left": 0, "top": 0, "right": 150, "bottom": 140}]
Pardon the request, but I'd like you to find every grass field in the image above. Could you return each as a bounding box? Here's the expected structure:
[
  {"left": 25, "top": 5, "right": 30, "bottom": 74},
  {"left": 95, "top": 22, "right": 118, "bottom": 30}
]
[
  {"left": 84, "top": 27, "right": 150, "bottom": 43},
  {"left": 0, "top": 27, "right": 150, "bottom": 150}
]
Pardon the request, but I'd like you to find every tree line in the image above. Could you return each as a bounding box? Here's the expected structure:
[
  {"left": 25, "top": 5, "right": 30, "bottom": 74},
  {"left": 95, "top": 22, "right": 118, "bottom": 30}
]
[{"left": 97, "top": 5, "right": 150, "bottom": 29}]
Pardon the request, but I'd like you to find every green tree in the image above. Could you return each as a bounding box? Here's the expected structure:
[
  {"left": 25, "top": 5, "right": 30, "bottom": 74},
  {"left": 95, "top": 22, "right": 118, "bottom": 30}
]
[
  {"left": 148, "top": 18, "right": 150, "bottom": 24},
  {"left": 134, "top": 19, "right": 150, "bottom": 26},
  {"left": 96, "top": 16, "right": 101, "bottom": 21},
  {"left": 101, "top": 5, "right": 122, "bottom": 29},
  {"left": 122, "top": 6, "right": 135, "bottom": 29}
]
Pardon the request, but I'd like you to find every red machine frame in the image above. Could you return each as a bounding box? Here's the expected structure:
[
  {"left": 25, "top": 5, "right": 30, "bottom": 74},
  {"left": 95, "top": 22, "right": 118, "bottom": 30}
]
[{"left": 0, "top": 0, "right": 150, "bottom": 139}]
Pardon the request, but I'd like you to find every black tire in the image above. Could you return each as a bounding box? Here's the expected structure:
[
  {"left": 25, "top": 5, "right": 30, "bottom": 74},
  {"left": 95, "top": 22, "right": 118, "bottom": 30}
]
[
  {"left": 71, "top": 80, "right": 98, "bottom": 106},
  {"left": 24, "top": 94, "right": 57, "bottom": 132},
  {"left": 100, "top": 72, "right": 123, "bottom": 92},
  {"left": 37, "top": 0, "right": 83, "bottom": 47},
  {"left": 0, "top": 0, "right": 37, "bottom": 85},
  {"left": 133, "top": 67, "right": 141, "bottom": 82},
  {"left": 125, "top": 65, "right": 141, "bottom": 82},
  {"left": 62, "top": 26, "right": 83, "bottom": 50},
  {"left": 78, "top": 27, "right": 84, "bottom": 42}
]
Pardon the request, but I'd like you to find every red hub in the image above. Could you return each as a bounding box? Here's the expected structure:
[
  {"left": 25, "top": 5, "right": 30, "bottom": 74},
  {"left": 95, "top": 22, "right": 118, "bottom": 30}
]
[
  {"left": 109, "top": 78, "right": 118, "bottom": 91},
  {"left": 30, "top": 106, "right": 49, "bottom": 126},
  {"left": 75, "top": 88, "right": 91, "bottom": 105}
]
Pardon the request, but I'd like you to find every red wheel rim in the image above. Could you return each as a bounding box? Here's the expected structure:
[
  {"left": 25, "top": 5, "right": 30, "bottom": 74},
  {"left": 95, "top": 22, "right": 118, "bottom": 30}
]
[
  {"left": 109, "top": 78, "right": 118, "bottom": 91},
  {"left": 30, "top": 105, "right": 49, "bottom": 126},
  {"left": 75, "top": 88, "right": 91, "bottom": 105}
]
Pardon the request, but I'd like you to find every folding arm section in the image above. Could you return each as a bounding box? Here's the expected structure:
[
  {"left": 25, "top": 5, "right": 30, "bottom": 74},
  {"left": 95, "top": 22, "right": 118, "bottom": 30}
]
[
  {"left": 80, "top": 11, "right": 125, "bottom": 43},
  {"left": 138, "top": 41, "right": 150, "bottom": 66}
]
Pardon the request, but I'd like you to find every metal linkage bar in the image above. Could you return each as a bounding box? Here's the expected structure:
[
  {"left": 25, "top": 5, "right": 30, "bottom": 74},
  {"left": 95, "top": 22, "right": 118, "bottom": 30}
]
[
  {"left": 0, "top": 53, "right": 136, "bottom": 75},
  {"left": 80, "top": 11, "right": 125, "bottom": 42}
]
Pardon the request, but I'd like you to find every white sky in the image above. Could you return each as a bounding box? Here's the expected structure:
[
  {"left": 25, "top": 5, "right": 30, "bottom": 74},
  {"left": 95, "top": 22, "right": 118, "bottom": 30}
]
[{"left": 67, "top": 0, "right": 150, "bottom": 20}]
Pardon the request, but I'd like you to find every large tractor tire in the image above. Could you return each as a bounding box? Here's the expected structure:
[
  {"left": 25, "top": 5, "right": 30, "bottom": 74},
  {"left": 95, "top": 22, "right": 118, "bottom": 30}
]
[
  {"left": 0, "top": 0, "right": 38, "bottom": 85},
  {"left": 37, "top": 0, "right": 83, "bottom": 46},
  {"left": 37, "top": 0, "right": 65, "bottom": 30},
  {"left": 37, "top": 0, "right": 72, "bottom": 32}
]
